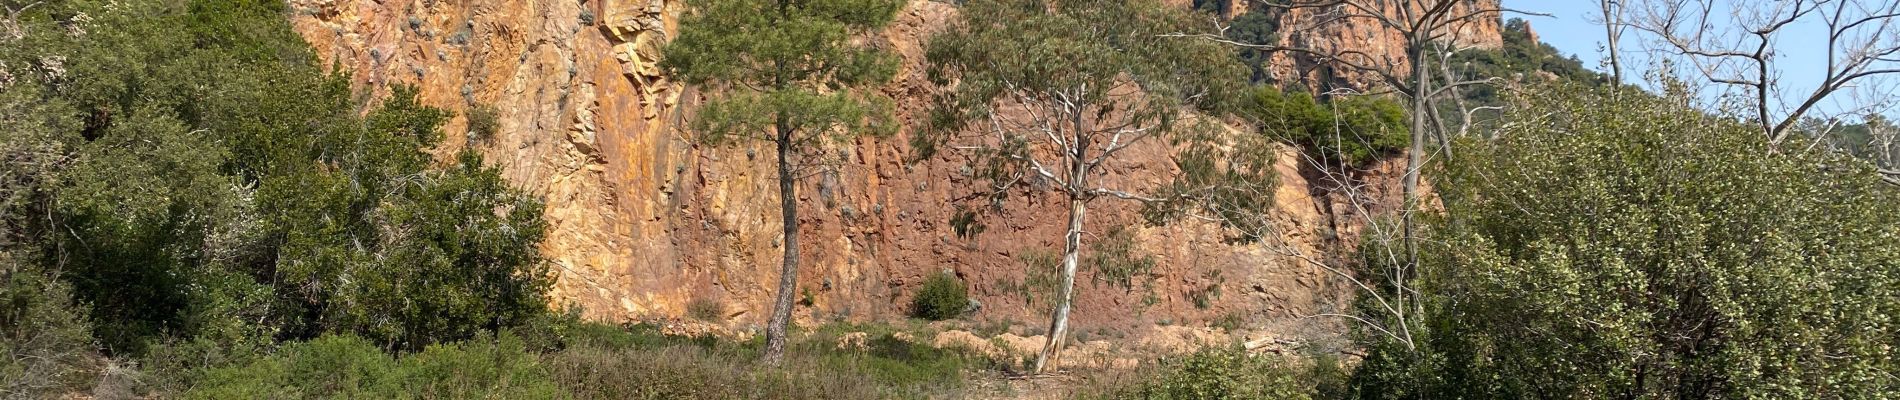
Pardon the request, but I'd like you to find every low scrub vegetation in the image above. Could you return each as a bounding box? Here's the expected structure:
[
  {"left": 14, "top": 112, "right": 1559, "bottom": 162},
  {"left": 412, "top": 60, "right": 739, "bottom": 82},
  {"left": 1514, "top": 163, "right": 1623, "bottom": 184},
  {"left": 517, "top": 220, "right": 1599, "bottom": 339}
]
[
  {"left": 146, "top": 316, "right": 980, "bottom": 399},
  {"left": 911, "top": 272, "right": 971, "bottom": 321},
  {"left": 1078, "top": 348, "right": 1348, "bottom": 400}
]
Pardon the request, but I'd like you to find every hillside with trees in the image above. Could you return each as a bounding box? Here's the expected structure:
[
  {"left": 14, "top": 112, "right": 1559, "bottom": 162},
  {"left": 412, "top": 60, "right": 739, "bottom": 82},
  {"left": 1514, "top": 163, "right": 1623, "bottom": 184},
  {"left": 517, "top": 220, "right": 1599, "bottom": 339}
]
[{"left": 3, "top": 0, "right": 1897, "bottom": 398}]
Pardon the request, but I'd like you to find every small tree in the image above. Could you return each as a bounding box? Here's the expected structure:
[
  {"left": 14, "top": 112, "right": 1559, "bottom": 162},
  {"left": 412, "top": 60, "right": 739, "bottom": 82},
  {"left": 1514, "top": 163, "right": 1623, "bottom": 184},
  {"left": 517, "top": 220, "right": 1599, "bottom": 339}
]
[
  {"left": 1628, "top": 0, "right": 1900, "bottom": 148},
  {"left": 662, "top": 0, "right": 901, "bottom": 364},
  {"left": 924, "top": 0, "right": 1267, "bottom": 373}
]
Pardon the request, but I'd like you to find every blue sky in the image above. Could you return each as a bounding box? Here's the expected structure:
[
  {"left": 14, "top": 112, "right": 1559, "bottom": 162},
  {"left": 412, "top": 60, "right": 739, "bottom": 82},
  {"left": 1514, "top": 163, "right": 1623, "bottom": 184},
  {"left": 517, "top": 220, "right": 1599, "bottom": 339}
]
[{"left": 1500, "top": 0, "right": 1891, "bottom": 121}]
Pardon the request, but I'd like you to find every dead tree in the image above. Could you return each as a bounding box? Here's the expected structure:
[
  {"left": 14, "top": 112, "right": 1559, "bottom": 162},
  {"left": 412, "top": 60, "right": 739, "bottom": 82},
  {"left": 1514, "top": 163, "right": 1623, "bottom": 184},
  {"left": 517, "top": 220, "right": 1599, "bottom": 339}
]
[
  {"left": 1628, "top": 0, "right": 1900, "bottom": 147},
  {"left": 1598, "top": 0, "right": 1628, "bottom": 85}
]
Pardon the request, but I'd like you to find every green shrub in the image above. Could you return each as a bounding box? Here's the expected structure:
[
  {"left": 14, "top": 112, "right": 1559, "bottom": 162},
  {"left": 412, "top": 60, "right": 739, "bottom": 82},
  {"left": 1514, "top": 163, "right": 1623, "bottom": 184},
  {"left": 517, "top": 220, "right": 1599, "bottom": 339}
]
[
  {"left": 0, "top": 0, "right": 552, "bottom": 355},
  {"left": 185, "top": 332, "right": 559, "bottom": 399},
  {"left": 547, "top": 323, "right": 971, "bottom": 399},
  {"left": 1087, "top": 226, "right": 1157, "bottom": 291},
  {"left": 548, "top": 342, "right": 887, "bottom": 400},
  {"left": 816, "top": 333, "right": 969, "bottom": 391},
  {"left": 1351, "top": 84, "right": 1900, "bottom": 398},
  {"left": 0, "top": 259, "right": 101, "bottom": 399},
  {"left": 465, "top": 104, "right": 500, "bottom": 143},
  {"left": 911, "top": 272, "right": 969, "bottom": 321},
  {"left": 1081, "top": 348, "right": 1340, "bottom": 400},
  {"left": 1248, "top": 86, "right": 1408, "bottom": 166}
]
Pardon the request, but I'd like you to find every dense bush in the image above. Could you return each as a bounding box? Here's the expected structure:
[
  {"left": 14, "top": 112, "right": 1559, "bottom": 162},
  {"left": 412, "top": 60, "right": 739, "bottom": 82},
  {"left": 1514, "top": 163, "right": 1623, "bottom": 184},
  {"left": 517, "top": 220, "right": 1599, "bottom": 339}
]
[
  {"left": 1248, "top": 86, "right": 1408, "bottom": 166},
  {"left": 0, "top": 0, "right": 549, "bottom": 356},
  {"left": 1226, "top": 10, "right": 1281, "bottom": 83},
  {"left": 911, "top": 272, "right": 970, "bottom": 320},
  {"left": 1350, "top": 84, "right": 1900, "bottom": 398}
]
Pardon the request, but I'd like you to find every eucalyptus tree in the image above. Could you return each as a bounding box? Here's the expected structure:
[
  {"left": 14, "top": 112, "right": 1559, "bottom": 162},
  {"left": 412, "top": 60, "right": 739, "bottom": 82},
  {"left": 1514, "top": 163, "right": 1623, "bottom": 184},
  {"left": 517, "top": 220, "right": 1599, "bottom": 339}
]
[{"left": 925, "top": 0, "right": 1268, "bottom": 373}]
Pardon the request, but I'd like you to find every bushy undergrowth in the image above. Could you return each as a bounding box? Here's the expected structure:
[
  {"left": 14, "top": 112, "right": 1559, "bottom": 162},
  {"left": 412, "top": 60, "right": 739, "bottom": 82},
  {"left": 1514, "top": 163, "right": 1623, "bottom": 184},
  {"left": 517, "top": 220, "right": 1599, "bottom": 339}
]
[
  {"left": 163, "top": 317, "right": 975, "bottom": 399},
  {"left": 1247, "top": 86, "right": 1408, "bottom": 167},
  {"left": 186, "top": 333, "right": 558, "bottom": 399},
  {"left": 0, "top": 259, "right": 102, "bottom": 399},
  {"left": 911, "top": 272, "right": 970, "bottom": 321},
  {"left": 1077, "top": 348, "right": 1348, "bottom": 400}
]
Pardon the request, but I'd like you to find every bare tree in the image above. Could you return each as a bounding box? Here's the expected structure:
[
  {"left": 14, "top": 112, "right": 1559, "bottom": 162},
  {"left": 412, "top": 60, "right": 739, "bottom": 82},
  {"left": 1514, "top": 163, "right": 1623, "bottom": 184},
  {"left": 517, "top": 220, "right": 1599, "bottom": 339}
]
[
  {"left": 1628, "top": 0, "right": 1900, "bottom": 147},
  {"left": 1598, "top": 0, "right": 1628, "bottom": 84}
]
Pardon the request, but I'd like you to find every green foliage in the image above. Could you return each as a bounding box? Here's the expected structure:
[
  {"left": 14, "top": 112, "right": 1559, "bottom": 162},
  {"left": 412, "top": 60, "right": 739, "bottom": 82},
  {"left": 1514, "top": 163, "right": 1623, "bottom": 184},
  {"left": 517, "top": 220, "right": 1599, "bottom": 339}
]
[
  {"left": 325, "top": 150, "right": 550, "bottom": 351},
  {"left": 950, "top": 205, "right": 986, "bottom": 239},
  {"left": 0, "top": 0, "right": 550, "bottom": 357},
  {"left": 186, "top": 332, "right": 559, "bottom": 399},
  {"left": 1086, "top": 226, "right": 1156, "bottom": 290},
  {"left": 661, "top": 0, "right": 900, "bottom": 147},
  {"left": 536, "top": 321, "right": 972, "bottom": 399},
  {"left": 1082, "top": 348, "right": 1343, "bottom": 400},
  {"left": 0, "top": 256, "right": 100, "bottom": 398},
  {"left": 911, "top": 272, "right": 970, "bottom": 321},
  {"left": 1351, "top": 84, "right": 1900, "bottom": 398},
  {"left": 1008, "top": 249, "right": 1065, "bottom": 309},
  {"left": 142, "top": 318, "right": 980, "bottom": 399},
  {"left": 1248, "top": 86, "right": 1409, "bottom": 166},
  {"left": 465, "top": 103, "right": 500, "bottom": 143},
  {"left": 923, "top": 0, "right": 1250, "bottom": 156},
  {"left": 1809, "top": 114, "right": 1900, "bottom": 168},
  {"left": 1226, "top": 10, "right": 1282, "bottom": 83}
]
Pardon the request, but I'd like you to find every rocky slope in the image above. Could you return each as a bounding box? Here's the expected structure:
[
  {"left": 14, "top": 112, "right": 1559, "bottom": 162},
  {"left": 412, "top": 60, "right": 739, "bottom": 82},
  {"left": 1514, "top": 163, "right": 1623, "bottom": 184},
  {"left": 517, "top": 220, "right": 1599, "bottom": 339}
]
[{"left": 285, "top": 0, "right": 1497, "bottom": 341}]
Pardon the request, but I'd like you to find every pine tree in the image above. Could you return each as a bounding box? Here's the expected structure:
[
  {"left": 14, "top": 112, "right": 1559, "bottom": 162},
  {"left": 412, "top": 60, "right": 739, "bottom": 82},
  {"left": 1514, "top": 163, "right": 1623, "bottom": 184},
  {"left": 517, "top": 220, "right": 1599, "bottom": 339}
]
[{"left": 661, "top": 0, "right": 901, "bottom": 364}]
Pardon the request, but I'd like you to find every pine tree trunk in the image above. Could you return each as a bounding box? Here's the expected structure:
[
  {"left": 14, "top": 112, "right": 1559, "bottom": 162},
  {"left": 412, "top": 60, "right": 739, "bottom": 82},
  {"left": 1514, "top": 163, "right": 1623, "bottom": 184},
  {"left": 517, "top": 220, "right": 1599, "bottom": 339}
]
[
  {"left": 762, "top": 129, "right": 800, "bottom": 365},
  {"left": 1032, "top": 193, "right": 1087, "bottom": 374}
]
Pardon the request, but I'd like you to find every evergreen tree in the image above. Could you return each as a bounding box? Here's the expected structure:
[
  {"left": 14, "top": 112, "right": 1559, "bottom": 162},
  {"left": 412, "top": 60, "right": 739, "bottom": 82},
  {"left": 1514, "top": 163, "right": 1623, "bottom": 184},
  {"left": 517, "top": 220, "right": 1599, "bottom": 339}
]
[{"left": 661, "top": 0, "right": 901, "bottom": 364}]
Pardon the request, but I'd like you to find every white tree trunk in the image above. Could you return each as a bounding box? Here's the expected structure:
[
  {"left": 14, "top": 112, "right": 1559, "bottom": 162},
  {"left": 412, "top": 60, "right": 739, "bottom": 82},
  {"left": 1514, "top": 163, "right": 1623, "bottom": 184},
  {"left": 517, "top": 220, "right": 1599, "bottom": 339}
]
[{"left": 1032, "top": 194, "right": 1087, "bottom": 374}]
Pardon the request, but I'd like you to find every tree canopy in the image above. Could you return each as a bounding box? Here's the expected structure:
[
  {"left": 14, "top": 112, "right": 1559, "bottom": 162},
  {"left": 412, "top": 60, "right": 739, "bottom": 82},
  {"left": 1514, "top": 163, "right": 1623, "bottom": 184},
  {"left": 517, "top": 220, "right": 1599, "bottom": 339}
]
[
  {"left": 0, "top": 0, "right": 548, "bottom": 356},
  {"left": 1350, "top": 84, "right": 1900, "bottom": 398}
]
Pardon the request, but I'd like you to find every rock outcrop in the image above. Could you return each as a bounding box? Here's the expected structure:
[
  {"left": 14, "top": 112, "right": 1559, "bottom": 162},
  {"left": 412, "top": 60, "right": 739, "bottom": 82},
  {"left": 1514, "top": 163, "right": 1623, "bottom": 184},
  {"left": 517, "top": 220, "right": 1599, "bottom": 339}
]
[{"left": 286, "top": 0, "right": 1493, "bottom": 340}]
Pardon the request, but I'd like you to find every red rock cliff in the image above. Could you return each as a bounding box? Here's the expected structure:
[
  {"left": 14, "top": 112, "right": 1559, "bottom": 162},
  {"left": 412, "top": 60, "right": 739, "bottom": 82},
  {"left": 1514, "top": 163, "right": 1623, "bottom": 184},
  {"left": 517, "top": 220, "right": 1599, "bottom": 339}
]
[{"left": 286, "top": 0, "right": 1495, "bottom": 337}]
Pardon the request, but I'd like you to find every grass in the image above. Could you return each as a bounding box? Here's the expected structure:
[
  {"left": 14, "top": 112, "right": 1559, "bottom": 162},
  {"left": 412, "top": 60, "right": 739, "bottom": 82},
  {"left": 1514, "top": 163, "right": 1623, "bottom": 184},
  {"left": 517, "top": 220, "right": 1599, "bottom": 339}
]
[
  {"left": 168, "top": 316, "right": 981, "bottom": 399},
  {"left": 1069, "top": 348, "right": 1350, "bottom": 400}
]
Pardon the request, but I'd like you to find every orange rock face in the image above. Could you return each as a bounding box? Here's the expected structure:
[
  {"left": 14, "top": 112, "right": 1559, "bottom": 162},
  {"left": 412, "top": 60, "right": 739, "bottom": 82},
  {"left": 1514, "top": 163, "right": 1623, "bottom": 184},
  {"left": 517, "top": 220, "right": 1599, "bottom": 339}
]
[{"left": 286, "top": 0, "right": 1490, "bottom": 339}]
